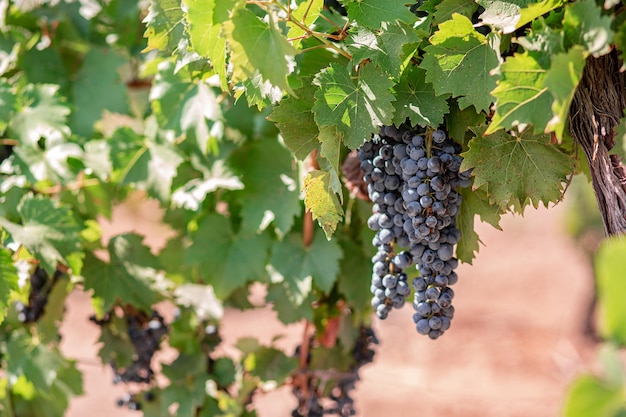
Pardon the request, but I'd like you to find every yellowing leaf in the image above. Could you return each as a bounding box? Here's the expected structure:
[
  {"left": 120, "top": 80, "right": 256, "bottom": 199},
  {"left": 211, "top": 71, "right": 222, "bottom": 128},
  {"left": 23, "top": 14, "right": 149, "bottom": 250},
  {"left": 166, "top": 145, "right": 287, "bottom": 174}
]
[{"left": 303, "top": 170, "right": 344, "bottom": 238}]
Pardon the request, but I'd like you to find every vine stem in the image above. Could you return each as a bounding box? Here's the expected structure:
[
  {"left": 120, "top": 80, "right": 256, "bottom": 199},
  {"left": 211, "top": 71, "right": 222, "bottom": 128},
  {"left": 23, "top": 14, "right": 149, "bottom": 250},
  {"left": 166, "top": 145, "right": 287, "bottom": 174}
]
[
  {"left": 247, "top": 0, "right": 352, "bottom": 60},
  {"left": 4, "top": 380, "right": 15, "bottom": 417}
]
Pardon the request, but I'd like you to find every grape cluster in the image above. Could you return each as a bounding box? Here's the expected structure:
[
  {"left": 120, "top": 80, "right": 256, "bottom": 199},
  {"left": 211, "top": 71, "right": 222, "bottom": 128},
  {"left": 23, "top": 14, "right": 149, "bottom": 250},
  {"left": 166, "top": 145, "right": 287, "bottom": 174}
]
[
  {"left": 358, "top": 124, "right": 470, "bottom": 339},
  {"left": 91, "top": 309, "right": 168, "bottom": 384},
  {"left": 292, "top": 327, "right": 378, "bottom": 417},
  {"left": 15, "top": 266, "right": 63, "bottom": 323}
]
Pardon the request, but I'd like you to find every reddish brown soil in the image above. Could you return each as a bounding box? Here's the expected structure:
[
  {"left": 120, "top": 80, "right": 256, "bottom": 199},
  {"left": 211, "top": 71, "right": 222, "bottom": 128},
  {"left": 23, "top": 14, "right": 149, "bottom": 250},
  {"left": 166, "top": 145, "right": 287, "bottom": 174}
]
[{"left": 62, "top": 200, "right": 598, "bottom": 417}]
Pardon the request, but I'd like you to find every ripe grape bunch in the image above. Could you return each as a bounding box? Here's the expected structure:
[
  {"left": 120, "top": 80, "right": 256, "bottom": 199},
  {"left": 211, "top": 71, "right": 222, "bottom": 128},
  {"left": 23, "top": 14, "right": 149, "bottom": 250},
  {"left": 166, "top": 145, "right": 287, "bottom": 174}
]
[{"left": 357, "top": 124, "right": 471, "bottom": 339}]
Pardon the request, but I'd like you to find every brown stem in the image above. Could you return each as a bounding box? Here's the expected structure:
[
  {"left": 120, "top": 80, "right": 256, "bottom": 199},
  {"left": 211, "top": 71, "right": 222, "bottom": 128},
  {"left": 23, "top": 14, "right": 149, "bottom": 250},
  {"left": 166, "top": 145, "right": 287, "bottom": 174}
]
[{"left": 568, "top": 50, "right": 626, "bottom": 236}]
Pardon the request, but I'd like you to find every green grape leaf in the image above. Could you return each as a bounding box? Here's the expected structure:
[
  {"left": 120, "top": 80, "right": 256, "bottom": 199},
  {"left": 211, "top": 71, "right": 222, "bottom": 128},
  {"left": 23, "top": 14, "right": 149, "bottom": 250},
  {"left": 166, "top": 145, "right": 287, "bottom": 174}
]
[
  {"left": 446, "top": 102, "right": 485, "bottom": 144},
  {"left": 151, "top": 62, "right": 222, "bottom": 150},
  {"left": 0, "top": 195, "right": 82, "bottom": 274},
  {"left": 162, "top": 354, "right": 211, "bottom": 417},
  {"left": 183, "top": 0, "right": 244, "bottom": 90},
  {"left": 287, "top": 0, "right": 324, "bottom": 48},
  {"left": 313, "top": 63, "right": 395, "bottom": 149},
  {"left": 433, "top": 0, "right": 478, "bottom": 26},
  {"left": 230, "top": 138, "right": 300, "bottom": 235},
  {"left": 9, "top": 84, "right": 70, "bottom": 146},
  {"left": 268, "top": 83, "right": 320, "bottom": 160},
  {"left": 13, "top": 140, "right": 83, "bottom": 184},
  {"left": 0, "top": 248, "right": 19, "bottom": 325},
  {"left": 96, "top": 313, "right": 135, "bottom": 370},
  {"left": 0, "top": 79, "right": 15, "bottom": 132},
  {"left": 392, "top": 66, "right": 449, "bottom": 127},
  {"left": 563, "top": 374, "right": 624, "bottom": 417},
  {"left": 120, "top": 138, "right": 184, "bottom": 203},
  {"left": 563, "top": 0, "right": 612, "bottom": 57},
  {"left": 486, "top": 52, "right": 553, "bottom": 135},
  {"left": 6, "top": 331, "right": 74, "bottom": 391},
  {"left": 241, "top": 345, "right": 298, "bottom": 384},
  {"left": 319, "top": 125, "right": 342, "bottom": 175},
  {"left": 266, "top": 281, "right": 315, "bottom": 323},
  {"left": 348, "top": 21, "right": 421, "bottom": 79},
  {"left": 185, "top": 214, "right": 271, "bottom": 298},
  {"left": 346, "top": 0, "right": 416, "bottom": 29},
  {"left": 544, "top": 46, "right": 586, "bottom": 141},
  {"left": 456, "top": 186, "right": 503, "bottom": 264},
  {"left": 461, "top": 125, "right": 575, "bottom": 209},
  {"left": 70, "top": 47, "right": 130, "bottom": 137},
  {"left": 82, "top": 233, "right": 162, "bottom": 312},
  {"left": 337, "top": 237, "right": 373, "bottom": 310},
  {"left": 422, "top": 13, "right": 499, "bottom": 112},
  {"left": 595, "top": 235, "right": 626, "bottom": 345},
  {"left": 477, "top": 0, "right": 565, "bottom": 34},
  {"left": 303, "top": 169, "right": 344, "bottom": 239},
  {"left": 270, "top": 231, "right": 342, "bottom": 294},
  {"left": 224, "top": 8, "right": 297, "bottom": 92},
  {"left": 143, "top": 0, "right": 185, "bottom": 52}
]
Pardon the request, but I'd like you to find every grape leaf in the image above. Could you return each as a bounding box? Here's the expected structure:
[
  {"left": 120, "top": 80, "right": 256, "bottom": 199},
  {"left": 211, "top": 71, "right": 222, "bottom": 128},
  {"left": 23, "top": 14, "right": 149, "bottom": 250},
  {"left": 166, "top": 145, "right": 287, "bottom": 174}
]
[
  {"left": 120, "top": 137, "right": 184, "bottom": 203},
  {"left": 9, "top": 84, "right": 70, "bottom": 146},
  {"left": 477, "top": 0, "right": 565, "bottom": 33},
  {"left": 287, "top": 0, "right": 324, "bottom": 48},
  {"left": 268, "top": 83, "right": 320, "bottom": 160},
  {"left": 347, "top": 21, "right": 421, "bottom": 79},
  {"left": 422, "top": 13, "right": 499, "bottom": 112},
  {"left": 0, "top": 79, "right": 15, "bottom": 132},
  {"left": 242, "top": 345, "right": 299, "bottom": 384},
  {"left": 151, "top": 62, "right": 222, "bottom": 151},
  {"left": 6, "top": 331, "right": 74, "bottom": 391},
  {"left": 183, "top": 0, "right": 244, "bottom": 90},
  {"left": 0, "top": 195, "right": 82, "bottom": 274},
  {"left": 304, "top": 169, "right": 344, "bottom": 239},
  {"left": 486, "top": 52, "right": 553, "bottom": 135},
  {"left": 544, "top": 46, "right": 586, "bottom": 141},
  {"left": 185, "top": 214, "right": 271, "bottom": 298},
  {"left": 456, "top": 186, "right": 503, "bottom": 264},
  {"left": 143, "top": 0, "right": 185, "bottom": 52},
  {"left": 563, "top": 0, "right": 612, "bottom": 57},
  {"left": 266, "top": 281, "right": 315, "bottom": 323},
  {"left": 319, "top": 125, "right": 342, "bottom": 176},
  {"left": 563, "top": 374, "right": 624, "bottom": 417},
  {"left": 433, "top": 0, "right": 478, "bottom": 26},
  {"left": 337, "top": 237, "right": 373, "bottom": 310},
  {"left": 82, "top": 233, "right": 162, "bottom": 312},
  {"left": 461, "top": 125, "right": 575, "bottom": 209},
  {"left": 595, "top": 235, "right": 626, "bottom": 345},
  {"left": 70, "top": 47, "right": 130, "bottom": 137},
  {"left": 313, "top": 63, "right": 395, "bottom": 149},
  {"left": 446, "top": 102, "right": 485, "bottom": 144},
  {"left": 392, "top": 66, "right": 449, "bottom": 127},
  {"left": 270, "top": 231, "right": 342, "bottom": 294},
  {"left": 0, "top": 247, "right": 18, "bottom": 324},
  {"left": 224, "top": 8, "right": 297, "bottom": 92},
  {"left": 346, "top": 0, "right": 416, "bottom": 29},
  {"left": 96, "top": 313, "right": 135, "bottom": 370},
  {"left": 229, "top": 138, "right": 300, "bottom": 235}
]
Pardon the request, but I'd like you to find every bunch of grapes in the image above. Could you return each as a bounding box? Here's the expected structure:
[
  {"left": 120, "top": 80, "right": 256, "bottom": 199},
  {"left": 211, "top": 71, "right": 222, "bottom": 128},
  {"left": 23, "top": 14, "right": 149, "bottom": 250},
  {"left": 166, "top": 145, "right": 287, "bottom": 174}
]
[
  {"left": 358, "top": 124, "right": 470, "bottom": 339},
  {"left": 291, "top": 327, "right": 378, "bottom": 417},
  {"left": 90, "top": 309, "right": 168, "bottom": 385},
  {"left": 15, "top": 266, "right": 63, "bottom": 323}
]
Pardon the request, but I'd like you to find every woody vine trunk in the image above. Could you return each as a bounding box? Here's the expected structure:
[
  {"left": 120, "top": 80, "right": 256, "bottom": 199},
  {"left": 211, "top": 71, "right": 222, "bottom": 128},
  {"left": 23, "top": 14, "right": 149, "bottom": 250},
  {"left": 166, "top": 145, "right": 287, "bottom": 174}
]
[{"left": 568, "top": 50, "right": 626, "bottom": 235}]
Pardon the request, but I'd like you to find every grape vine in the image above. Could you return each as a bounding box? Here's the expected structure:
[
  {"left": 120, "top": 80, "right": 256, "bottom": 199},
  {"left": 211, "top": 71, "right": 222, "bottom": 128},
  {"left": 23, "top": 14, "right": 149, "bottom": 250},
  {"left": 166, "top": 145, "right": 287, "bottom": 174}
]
[{"left": 0, "top": 0, "right": 625, "bottom": 416}]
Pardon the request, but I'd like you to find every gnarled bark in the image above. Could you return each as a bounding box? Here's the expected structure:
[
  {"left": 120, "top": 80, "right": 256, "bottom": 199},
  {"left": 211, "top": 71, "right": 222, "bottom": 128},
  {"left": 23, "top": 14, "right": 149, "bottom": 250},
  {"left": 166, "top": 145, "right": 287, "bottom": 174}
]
[{"left": 568, "top": 50, "right": 626, "bottom": 236}]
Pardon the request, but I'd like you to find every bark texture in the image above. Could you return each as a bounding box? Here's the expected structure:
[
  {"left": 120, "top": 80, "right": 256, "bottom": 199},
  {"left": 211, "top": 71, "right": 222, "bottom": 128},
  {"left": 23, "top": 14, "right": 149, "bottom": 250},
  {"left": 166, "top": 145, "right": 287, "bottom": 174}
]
[{"left": 568, "top": 50, "right": 626, "bottom": 236}]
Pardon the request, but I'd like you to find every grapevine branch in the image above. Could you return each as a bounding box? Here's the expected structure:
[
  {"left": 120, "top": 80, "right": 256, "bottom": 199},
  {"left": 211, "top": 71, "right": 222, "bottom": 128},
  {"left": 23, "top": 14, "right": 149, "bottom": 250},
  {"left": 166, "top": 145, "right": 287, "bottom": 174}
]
[{"left": 568, "top": 50, "right": 626, "bottom": 236}]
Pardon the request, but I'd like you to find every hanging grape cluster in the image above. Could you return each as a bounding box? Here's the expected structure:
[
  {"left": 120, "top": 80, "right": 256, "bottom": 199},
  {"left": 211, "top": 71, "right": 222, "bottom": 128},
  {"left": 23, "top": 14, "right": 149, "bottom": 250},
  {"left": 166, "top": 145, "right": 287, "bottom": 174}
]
[
  {"left": 15, "top": 266, "right": 64, "bottom": 323},
  {"left": 358, "top": 124, "right": 470, "bottom": 339}
]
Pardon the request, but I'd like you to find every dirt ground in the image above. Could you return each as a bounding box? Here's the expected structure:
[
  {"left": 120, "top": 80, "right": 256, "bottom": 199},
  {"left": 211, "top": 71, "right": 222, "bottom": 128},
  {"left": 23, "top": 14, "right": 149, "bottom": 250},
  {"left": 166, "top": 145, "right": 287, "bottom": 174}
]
[{"left": 61, "top": 198, "right": 599, "bottom": 417}]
